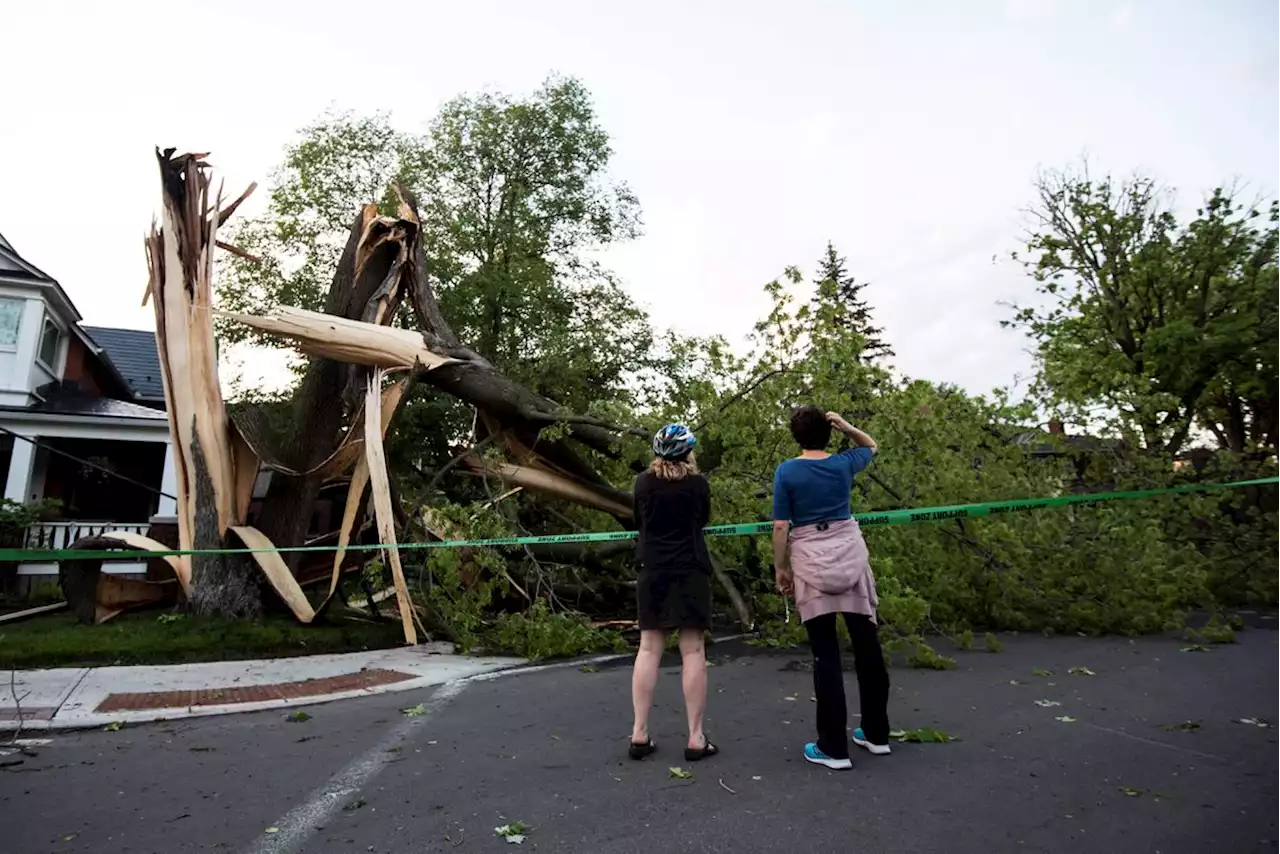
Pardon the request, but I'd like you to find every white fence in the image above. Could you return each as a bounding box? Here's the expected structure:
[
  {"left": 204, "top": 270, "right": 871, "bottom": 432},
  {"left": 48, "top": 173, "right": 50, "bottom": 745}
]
[{"left": 16, "top": 521, "right": 152, "bottom": 577}]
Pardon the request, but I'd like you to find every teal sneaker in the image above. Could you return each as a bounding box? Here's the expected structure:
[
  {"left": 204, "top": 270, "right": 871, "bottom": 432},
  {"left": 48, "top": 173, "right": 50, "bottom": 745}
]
[
  {"left": 853, "top": 727, "right": 892, "bottom": 755},
  {"left": 803, "top": 742, "right": 852, "bottom": 770}
]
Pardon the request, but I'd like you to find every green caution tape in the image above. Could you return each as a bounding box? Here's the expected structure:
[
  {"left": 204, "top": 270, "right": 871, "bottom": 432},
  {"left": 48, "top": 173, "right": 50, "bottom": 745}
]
[{"left": 1, "top": 477, "right": 1273, "bottom": 563}]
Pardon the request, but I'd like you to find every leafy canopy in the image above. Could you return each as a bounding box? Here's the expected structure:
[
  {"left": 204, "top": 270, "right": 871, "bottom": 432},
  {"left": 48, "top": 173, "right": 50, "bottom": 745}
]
[{"left": 1008, "top": 167, "right": 1278, "bottom": 457}]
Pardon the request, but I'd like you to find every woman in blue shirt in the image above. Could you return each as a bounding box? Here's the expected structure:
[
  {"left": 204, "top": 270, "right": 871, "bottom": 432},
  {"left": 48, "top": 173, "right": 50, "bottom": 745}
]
[{"left": 771, "top": 406, "right": 891, "bottom": 770}]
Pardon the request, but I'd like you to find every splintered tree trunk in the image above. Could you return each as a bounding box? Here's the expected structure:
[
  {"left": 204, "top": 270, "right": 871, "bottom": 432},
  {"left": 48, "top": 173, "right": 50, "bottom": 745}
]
[
  {"left": 146, "top": 149, "right": 262, "bottom": 618},
  {"left": 244, "top": 207, "right": 438, "bottom": 569},
  {"left": 249, "top": 211, "right": 367, "bottom": 570}
]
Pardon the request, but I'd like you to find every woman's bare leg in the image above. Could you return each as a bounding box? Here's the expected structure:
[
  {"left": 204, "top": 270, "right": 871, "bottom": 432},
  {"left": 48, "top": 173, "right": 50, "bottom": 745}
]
[
  {"left": 678, "top": 628, "right": 707, "bottom": 749},
  {"left": 630, "top": 629, "right": 664, "bottom": 743}
]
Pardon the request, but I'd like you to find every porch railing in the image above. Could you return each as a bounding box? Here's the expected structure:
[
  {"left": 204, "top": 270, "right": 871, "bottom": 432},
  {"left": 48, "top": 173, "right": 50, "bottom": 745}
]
[{"left": 22, "top": 521, "right": 152, "bottom": 552}]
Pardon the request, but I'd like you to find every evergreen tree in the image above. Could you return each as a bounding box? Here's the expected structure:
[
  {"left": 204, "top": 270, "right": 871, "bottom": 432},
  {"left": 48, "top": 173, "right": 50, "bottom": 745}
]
[{"left": 813, "top": 241, "right": 894, "bottom": 361}]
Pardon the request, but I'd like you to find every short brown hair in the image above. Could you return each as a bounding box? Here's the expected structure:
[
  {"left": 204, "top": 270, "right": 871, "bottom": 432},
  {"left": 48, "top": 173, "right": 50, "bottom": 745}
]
[{"left": 790, "top": 406, "right": 831, "bottom": 450}]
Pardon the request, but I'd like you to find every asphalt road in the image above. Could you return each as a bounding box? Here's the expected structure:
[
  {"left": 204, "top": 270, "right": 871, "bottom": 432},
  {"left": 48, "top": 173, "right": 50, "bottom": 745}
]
[{"left": 2, "top": 631, "right": 1275, "bottom": 854}]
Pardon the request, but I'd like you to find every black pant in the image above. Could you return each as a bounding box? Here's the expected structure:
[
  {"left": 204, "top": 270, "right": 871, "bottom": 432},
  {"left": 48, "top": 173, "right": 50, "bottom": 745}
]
[{"left": 803, "top": 611, "right": 891, "bottom": 760}]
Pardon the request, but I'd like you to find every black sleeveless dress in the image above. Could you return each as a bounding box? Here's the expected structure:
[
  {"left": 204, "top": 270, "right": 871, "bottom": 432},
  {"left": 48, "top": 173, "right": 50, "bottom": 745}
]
[{"left": 633, "top": 471, "right": 713, "bottom": 632}]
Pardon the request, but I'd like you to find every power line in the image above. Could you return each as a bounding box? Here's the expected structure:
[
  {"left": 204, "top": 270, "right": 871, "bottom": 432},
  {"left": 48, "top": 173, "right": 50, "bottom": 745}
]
[{"left": 0, "top": 423, "right": 176, "bottom": 500}]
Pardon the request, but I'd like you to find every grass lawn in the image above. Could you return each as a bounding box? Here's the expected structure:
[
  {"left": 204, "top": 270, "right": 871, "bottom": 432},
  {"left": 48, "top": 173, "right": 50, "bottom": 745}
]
[{"left": 0, "top": 610, "right": 406, "bottom": 669}]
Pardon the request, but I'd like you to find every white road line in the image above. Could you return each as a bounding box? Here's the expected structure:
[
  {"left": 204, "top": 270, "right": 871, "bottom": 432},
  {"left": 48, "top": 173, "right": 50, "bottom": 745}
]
[
  {"left": 1082, "top": 722, "right": 1227, "bottom": 762},
  {"left": 244, "top": 679, "right": 467, "bottom": 854}
]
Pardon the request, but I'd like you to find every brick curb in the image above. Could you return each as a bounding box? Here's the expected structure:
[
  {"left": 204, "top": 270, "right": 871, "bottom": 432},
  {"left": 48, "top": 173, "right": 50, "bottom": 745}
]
[{"left": 1, "top": 659, "right": 523, "bottom": 733}]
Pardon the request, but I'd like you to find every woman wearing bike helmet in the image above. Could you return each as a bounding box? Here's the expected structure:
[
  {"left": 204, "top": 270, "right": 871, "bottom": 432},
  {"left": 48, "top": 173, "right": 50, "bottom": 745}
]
[{"left": 628, "top": 423, "right": 718, "bottom": 763}]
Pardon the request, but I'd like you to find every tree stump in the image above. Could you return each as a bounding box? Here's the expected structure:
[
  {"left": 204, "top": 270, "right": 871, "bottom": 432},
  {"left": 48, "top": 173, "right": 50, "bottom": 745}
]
[{"left": 58, "top": 536, "right": 179, "bottom": 625}]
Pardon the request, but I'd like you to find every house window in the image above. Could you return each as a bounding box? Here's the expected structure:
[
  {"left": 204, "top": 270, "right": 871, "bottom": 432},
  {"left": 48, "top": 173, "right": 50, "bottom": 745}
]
[
  {"left": 0, "top": 298, "right": 22, "bottom": 348},
  {"left": 38, "top": 316, "right": 61, "bottom": 367}
]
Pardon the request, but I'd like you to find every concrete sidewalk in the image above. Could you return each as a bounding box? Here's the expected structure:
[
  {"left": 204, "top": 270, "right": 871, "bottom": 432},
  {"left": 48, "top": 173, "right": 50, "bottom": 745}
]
[{"left": 0, "top": 644, "right": 523, "bottom": 732}]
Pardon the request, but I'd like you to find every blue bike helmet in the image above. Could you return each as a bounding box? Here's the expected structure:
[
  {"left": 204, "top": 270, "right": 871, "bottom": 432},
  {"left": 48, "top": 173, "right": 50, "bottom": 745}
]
[{"left": 652, "top": 423, "right": 697, "bottom": 460}]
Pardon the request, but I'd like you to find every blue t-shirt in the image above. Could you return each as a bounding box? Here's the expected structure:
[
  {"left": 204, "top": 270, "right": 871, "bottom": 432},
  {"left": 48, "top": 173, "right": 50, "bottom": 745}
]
[{"left": 771, "top": 447, "right": 875, "bottom": 527}]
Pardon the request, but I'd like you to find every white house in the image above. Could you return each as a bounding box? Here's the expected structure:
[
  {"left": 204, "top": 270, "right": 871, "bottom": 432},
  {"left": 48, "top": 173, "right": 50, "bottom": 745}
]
[{"left": 0, "top": 231, "right": 176, "bottom": 582}]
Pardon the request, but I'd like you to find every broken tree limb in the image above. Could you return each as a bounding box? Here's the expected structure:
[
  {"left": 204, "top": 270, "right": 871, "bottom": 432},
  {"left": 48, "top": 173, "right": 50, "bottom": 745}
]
[
  {"left": 222, "top": 304, "right": 635, "bottom": 515},
  {"left": 525, "top": 539, "right": 635, "bottom": 562},
  {"left": 97, "top": 530, "right": 191, "bottom": 597},
  {"left": 484, "top": 419, "right": 625, "bottom": 498},
  {"left": 516, "top": 409, "right": 648, "bottom": 440},
  {"left": 326, "top": 375, "right": 413, "bottom": 622},
  {"left": 364, "top": 371, "right": 417, "bottom": 644},
  {"left": 213, "top": 180, "right": 258, "bottom": 227},
  {"left": 0, "top": 601, "right": 68, "bottom": 625},
  {"left": 220, "top": 306, "right": 458, "bottom": 373},
  {"left": 230, "top": 525, "right": 316, "bottom": 623},
  {"left": 457, "top": 454, "right": 633, "bottom": 518},
  {"left": 708, "top": 552, "right": 754, "bottom": 631}
]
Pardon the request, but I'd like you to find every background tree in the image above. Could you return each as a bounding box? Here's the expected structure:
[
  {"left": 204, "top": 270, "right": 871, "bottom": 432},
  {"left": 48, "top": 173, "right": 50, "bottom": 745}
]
[
  {"left": 664, "top": 269, "right": 1246, "bottom": 643},
  {"left": 812, "top": 241, "right": 894, "bottom": 362},
  {"left": 410, "top": 75, "right": 650, "bottom": 409},
  {"left": 218, "top": 77, "right": 666, "bottom": 501},
  {"left": 1009, "top": 167, "right": 1278, "bottom": 460},
  {"left": 220, "top": 77, "right": 654, "bottom": 408},
  {"left": 218, "top": 111, "right": 419, "bottom": 346}
]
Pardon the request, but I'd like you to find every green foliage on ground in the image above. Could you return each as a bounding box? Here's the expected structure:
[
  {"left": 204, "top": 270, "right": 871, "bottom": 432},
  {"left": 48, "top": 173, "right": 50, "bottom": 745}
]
[{"left": 488, "top": 601, "right": 628, "bottom": 661}]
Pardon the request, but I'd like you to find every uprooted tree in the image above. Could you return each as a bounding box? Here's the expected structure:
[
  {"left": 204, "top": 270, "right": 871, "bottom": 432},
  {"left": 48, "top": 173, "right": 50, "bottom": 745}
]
[{"left": 58, "top": 147, "right": 742, "bottom": 642}]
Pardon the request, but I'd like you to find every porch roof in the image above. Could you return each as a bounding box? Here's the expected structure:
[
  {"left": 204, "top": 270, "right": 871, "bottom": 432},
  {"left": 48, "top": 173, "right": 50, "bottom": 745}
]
[
  {"left": 0, "top": 386, "right": 170, "bottom": 442},
  {"left": 2, "top": 381, "right": 166, "bottom": 421},
  {"left": 17, "top": 393, "right": 167, "bottom": 421}
]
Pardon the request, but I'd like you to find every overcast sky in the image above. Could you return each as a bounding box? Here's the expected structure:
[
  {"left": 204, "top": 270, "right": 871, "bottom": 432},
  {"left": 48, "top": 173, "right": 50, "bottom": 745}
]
[{"left": 1, "top": 0, "right": 1275, "bottom": 398}]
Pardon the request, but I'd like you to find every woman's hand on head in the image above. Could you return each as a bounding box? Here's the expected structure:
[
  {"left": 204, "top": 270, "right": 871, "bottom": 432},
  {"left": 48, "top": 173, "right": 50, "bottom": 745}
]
[{"left": 827, "top": 412, "right": 877, "bottom": 450}]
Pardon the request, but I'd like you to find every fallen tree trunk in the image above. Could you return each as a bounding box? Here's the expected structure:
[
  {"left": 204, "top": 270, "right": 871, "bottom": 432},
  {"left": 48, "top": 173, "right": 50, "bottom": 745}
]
[{"left": 395, "top": 185, "right": 645, "bottom": 465}]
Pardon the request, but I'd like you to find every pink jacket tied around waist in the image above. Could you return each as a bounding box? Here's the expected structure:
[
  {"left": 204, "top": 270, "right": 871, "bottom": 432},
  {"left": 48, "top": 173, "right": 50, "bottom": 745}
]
[{"left": 788, "top": 517, "right": 878, "bottom": 624}]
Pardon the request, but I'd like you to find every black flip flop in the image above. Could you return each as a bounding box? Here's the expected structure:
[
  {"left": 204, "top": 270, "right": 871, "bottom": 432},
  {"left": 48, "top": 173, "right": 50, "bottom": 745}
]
[
  {"left": 684, "top": 739, "right": 719, "bottom": 762},
  {"left": 628, "top": 738, "right": 657, "bottom": 760}
]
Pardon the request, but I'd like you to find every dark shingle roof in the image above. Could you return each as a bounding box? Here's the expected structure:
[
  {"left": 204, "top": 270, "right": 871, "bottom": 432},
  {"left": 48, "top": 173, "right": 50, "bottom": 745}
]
[{"left": 83, "top": 326, "right": 166, "bottom": 402}]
